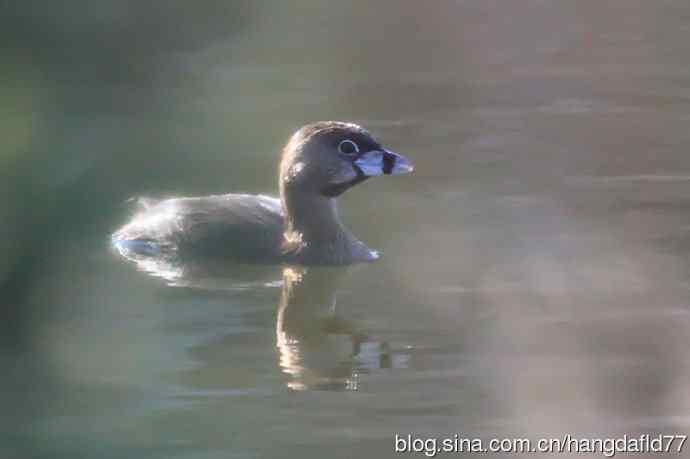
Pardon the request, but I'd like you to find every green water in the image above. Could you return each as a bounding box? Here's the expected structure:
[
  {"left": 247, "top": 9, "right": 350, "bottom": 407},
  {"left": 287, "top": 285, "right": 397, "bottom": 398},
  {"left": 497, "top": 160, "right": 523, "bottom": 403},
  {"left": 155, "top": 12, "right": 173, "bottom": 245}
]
[{"left": 3, "top": 1, "right": 690, "bottom": 458}]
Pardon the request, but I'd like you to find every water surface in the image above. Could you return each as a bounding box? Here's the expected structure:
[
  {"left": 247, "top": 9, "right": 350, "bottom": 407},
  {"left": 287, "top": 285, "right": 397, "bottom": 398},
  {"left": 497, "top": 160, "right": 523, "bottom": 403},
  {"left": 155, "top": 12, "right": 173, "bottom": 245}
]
[{"left": 3, "top": 1, "right": 690, "bottom": 458}]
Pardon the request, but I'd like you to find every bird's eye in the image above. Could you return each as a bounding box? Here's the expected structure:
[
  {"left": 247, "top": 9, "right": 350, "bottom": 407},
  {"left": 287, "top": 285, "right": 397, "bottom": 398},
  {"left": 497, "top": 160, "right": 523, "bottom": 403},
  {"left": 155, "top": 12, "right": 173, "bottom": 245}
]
[{"left": 337, "top": 139, "right": 359, "bottom": 156}]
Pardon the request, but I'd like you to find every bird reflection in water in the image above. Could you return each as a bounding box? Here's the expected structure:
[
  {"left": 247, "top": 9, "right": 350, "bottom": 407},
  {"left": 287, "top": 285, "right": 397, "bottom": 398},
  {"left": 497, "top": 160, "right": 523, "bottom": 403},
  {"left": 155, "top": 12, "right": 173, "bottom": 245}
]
[
  {"left": 277, "top": 266, "right": 405, "bottom": 391},
  {"left": 113, "top": 247, "right": 408, "bottom": 391}
]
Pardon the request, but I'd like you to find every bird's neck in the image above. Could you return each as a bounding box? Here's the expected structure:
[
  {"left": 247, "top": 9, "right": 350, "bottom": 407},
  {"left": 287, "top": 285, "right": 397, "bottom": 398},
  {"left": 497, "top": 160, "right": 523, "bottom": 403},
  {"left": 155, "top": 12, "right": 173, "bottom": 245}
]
[
  {"left": 281, "top": 190, "right": 348, "bottom": 245},
  {"left": 279, "top": 187, "right": 377, "bottom": 264}
]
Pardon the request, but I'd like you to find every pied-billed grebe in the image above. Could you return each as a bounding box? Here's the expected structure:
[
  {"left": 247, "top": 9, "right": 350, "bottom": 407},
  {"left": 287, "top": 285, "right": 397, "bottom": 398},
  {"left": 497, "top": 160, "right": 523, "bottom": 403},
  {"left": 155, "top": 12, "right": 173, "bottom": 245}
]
[{"left": 112, "top": 121, "right": 413, "bottom": 265}]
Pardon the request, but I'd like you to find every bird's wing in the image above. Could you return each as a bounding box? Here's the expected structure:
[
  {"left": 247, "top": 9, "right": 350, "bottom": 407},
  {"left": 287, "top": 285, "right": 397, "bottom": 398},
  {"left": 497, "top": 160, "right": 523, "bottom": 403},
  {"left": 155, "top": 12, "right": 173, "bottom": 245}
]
[{"left": 114, "top": 194, "right": 285, "bottom": 261}]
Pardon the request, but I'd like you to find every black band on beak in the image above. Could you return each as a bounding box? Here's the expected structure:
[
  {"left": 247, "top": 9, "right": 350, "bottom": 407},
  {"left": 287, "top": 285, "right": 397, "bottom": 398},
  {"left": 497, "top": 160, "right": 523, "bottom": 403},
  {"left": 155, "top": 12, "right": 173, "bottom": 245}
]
[
  {"left": 382, "top": 151, "right": 396, "bottom": 175},
  {"left": 323, "top": 148, "right": 413, "bottom": 196}
]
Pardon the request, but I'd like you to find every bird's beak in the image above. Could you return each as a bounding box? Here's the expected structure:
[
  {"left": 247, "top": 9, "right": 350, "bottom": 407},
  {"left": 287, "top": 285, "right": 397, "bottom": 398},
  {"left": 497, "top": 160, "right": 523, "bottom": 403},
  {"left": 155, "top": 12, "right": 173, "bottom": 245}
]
[{"left": 353, "top": 149, "right": 414, "bottom": 176}]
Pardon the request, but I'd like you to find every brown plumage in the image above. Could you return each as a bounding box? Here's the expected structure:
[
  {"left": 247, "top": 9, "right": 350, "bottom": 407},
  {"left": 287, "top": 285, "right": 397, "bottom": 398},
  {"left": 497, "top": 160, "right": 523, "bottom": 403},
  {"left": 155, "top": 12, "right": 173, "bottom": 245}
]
[{"left": 113, "top": 121, "right": 413, "bottom": 265}]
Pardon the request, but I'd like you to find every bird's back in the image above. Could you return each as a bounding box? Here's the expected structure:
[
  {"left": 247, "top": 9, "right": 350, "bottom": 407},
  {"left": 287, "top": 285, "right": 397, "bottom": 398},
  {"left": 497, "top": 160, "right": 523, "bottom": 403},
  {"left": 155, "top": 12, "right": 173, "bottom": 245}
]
[{"left": 113, "top": 194, "right": 285, "bottom": 262}]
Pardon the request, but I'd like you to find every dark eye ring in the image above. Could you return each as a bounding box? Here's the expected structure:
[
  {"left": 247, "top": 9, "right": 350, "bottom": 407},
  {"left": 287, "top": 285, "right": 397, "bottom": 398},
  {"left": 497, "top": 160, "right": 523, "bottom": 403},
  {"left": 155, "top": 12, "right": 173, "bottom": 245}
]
[{"left": 337, "top": 139, "right": 359, "bottom": 156}]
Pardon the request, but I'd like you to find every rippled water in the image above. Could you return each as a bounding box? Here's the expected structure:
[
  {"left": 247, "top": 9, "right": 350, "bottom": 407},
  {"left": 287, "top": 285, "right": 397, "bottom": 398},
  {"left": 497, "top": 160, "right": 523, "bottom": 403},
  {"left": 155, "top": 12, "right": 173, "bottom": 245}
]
[{"left": 4, "top": 1, "right": 690, "bottom": 458}]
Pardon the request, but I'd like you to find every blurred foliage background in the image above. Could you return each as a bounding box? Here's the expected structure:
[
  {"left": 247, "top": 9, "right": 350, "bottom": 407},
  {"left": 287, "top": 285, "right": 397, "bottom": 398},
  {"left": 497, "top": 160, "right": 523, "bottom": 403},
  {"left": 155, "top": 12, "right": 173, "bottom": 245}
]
[{"left": 2, "top": 1, "right": 257, "bottom": 341}]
